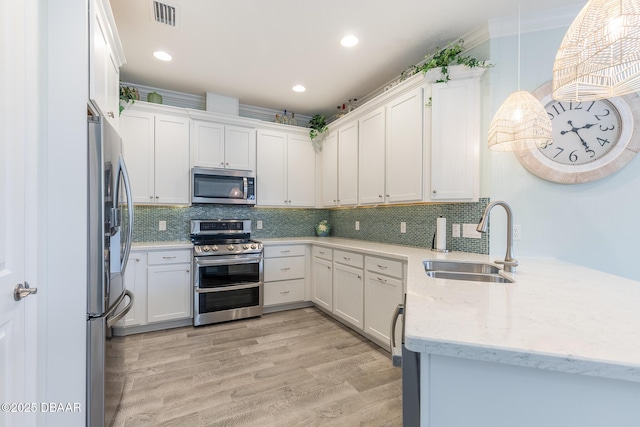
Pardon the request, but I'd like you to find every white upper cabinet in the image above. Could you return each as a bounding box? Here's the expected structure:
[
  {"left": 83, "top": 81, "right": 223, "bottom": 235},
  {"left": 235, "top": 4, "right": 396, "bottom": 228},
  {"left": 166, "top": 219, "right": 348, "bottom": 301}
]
[
  {"left": 430, "top": 77, "right": 480, "bottom": 201},
  {"left": 191, "top": 120, "right": 256, "bottom": 172},
  {"left": 337, "top": 122, "right": 359, "bottom": 206},
  {"left": 257, "top": 128, "right": 316, "bottom": 207},
  {"left": 120, "top": 104, "right": 190, "bottom": 205},
  {"left": 90, "top": 0, "right": 125, "bottom": 128},
  {"left": 321, "top": 131, "right": 338, "bottom": 207},
  {"left": 358, "top": 107, "right": 386, "bottom": 205},
  {"left": 386, "top": 87, "right": 424, "bottom": 203}
]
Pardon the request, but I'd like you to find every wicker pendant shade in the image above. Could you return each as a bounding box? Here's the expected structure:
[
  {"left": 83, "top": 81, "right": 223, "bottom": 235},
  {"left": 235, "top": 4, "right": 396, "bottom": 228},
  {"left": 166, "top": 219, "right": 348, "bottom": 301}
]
[
  {"left": 552, "top": 0, "right": 640, "bottom": 101},
  {"left": 488, "top": 91, "right": 553, "bottom": 151}
]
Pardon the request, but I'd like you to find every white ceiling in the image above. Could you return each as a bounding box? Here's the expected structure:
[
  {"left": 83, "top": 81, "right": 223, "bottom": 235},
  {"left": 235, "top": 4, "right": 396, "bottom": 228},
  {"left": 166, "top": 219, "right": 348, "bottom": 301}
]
[{"left": 110, "top": 0, "right": 587, "bottom": 117}]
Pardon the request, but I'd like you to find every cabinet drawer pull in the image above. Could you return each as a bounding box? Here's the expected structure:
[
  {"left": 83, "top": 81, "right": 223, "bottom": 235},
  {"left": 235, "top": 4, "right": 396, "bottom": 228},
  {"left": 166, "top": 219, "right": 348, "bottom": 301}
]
[
  {"left": 319, "top": 251, "right": 325, "bottom": 254},
  {"left": 280, "top": 250, "right": 290, "bottom": 253},
  {"left": 377, "top": 264, "right": 388, "bottom": 270},
  {"left": 376, "top": 276, "right": 388, "bottom": 283},
  {"left": 357, "top": 275, "right": 362, "bottom": 279},
  {"left": 162, "top": 256, "right": 177, "bottom": 259},
  {"left": 327, "top": 266, "right": 331, "bottom": 270},
  {"left": 343, "top": 257, "right": 350, "bottom": 261},
  {"left": 280, "top": 267, "right": 291, "bottom": 271},
  {"left": 280, "top": 290, "right": 290, "bottom": 295}
]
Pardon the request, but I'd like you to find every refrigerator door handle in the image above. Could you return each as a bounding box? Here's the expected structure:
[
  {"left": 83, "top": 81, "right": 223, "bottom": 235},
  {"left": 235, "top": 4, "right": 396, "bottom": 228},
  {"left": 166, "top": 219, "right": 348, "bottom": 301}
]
[
  {"left": 106, "top": 290, "right": 134, "bottom": 328},
  {"left": 118, "top": 155, "right": 134, "bottom": 276},
  {"left": 391, "top": 303, "right": 404, "bottom": 367}
]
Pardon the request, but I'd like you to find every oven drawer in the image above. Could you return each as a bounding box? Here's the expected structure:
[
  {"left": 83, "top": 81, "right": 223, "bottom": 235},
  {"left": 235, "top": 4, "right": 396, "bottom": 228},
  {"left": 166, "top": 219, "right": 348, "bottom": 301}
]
[
  {"left": 333, "top": 250, "right": 363, "bottom": 269},
  {"left": 148, "top": 250, "right": 192, "bottom": 265},
  {"left": 312, "top": 246, "right": 332, "bottom": 261},
  {"left": 264, "top": 245, "right": 306, "bottom": 258},
  {"left": 264, "top": 256, "right": 305, "bottom": 282},
  {"left": 264, "top": 279, "right": 305, "bottom": 306}
]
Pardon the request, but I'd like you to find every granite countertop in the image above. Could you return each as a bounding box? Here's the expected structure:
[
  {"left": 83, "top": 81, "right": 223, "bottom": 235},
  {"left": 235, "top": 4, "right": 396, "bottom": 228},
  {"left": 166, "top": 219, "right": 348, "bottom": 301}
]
[{"left": 137, "top": 237, "right": 640, "bottom": 383}]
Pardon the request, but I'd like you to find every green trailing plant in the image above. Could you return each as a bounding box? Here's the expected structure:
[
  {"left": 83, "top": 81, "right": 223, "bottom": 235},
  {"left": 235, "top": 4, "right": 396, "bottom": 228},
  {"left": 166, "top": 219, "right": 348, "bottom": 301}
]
[
  {"left": 119, "top": 85, "right": 140, "bottom": 115},
  {"left": 308, "top": 114, "right": 328, "bottom": 140},
  {"left": 401, "top": 39, "right": 493, "bottom": 84}
]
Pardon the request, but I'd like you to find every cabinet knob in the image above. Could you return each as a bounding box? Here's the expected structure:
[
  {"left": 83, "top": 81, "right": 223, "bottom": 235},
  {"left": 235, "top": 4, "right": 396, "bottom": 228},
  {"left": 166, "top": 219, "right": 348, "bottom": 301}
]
[
  {"left": 107, "top": 111, "right": 115, "bottom": 118},
  {"left": 149, "top": 196, "right": 153, "bottom": 199},
  {"left": 225, "top": 162, "right": 229, "bottom": 166},
  {"left": 280, "top": 290, "right": 290, "bottom": 295},
  {"left": 433, "top": 190, "right": 437, "bottom": 194},
  {"left": 378, "top": 195, "right": 383, "bottom": 198},
  {"left": 220, "top": 162, "right": 224, "bottom": 166},
  {"left": 155, "top": 196, "right": 159, "bottom": 199}
]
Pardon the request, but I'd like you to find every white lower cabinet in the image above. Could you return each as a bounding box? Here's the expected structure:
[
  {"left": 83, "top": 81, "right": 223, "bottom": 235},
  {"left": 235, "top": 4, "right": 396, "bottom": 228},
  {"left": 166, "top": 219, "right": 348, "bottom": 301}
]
[
  {"left": 120, "top": 251, "right": 147, "bottom": 327},
  {"left": 332, "top": 250, "right": 364, "bottom": 330},
  {"left": 364, "top": 256, "right": 404, "bottom": 347},
  {"left": 263, "top": 244, "right": 307, "bottom": 307},
  {"left": 114, "top": 247, "right": 192, "bottom": 334},
  {"left": 311, "top": 245, "right": 406, "bottom": 350},
  {"left": 311, "top": 247, "right": 333, "bottom": 311}
]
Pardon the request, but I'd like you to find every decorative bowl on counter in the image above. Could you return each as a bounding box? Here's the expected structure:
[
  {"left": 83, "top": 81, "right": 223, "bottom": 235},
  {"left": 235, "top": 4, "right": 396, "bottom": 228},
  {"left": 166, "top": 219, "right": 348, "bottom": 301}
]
[{"left": 315, "top": 220, "right": 330, "bottom": 237}]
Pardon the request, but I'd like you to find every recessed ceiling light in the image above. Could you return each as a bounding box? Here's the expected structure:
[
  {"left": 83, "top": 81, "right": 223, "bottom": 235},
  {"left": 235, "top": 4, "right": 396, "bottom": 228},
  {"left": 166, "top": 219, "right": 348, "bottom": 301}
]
[
  {"left": 153, "top": 50, "right": 172, "bottom": 61},
  {"left": 340, "top": 35, "right": 359, "bottom": 47},
  {"left": 292, "top": 85, "right": 306, "bottom": 93}
]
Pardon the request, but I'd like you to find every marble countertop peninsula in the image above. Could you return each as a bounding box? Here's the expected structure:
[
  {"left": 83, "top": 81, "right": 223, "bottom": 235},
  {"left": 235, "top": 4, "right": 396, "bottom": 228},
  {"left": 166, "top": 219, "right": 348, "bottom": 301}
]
[
  {"left": 136, "top": 237, "right": 640, "bottom": 382},
  {"left": 260, "top": 237, "right": 640, "bottom": 383}
]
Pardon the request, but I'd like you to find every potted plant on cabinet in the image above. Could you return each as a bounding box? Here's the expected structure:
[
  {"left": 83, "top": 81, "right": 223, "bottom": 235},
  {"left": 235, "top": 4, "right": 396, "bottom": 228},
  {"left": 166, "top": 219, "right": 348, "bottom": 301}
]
[
  {"left": 308, "top": 114, "right": 328, "bottom": 151},
  {"left": 119, "top": 85, "right": 139, "bottom": 115}
]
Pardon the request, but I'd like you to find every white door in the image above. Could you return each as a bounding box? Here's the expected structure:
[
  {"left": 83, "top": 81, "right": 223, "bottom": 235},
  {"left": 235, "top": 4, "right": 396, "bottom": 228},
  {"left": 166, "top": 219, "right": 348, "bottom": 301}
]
[{"left": 0, "top": 0, "right": 37, "bottom": 424}]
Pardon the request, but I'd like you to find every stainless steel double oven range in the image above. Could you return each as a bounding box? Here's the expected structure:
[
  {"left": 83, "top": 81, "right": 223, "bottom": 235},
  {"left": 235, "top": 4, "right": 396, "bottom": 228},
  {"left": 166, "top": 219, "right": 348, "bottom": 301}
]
[{"left": 191, "top": 219, "right": 264, "bottom": 326}]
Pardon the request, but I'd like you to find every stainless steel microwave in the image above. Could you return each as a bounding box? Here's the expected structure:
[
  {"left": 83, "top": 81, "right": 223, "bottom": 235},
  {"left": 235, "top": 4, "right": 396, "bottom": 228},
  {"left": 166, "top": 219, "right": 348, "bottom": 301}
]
[{"left": 191, "top": 167, "right": 256, "bottom": 205}]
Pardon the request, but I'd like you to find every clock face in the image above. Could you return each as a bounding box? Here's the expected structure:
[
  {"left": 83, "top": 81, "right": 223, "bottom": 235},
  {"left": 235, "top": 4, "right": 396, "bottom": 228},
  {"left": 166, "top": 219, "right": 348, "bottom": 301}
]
[
  {"left": 513, "top": 81, "right": 640, "bottom": 184},
  {"left": 538, "top": 99, "right": 622, "bottom": 166}
]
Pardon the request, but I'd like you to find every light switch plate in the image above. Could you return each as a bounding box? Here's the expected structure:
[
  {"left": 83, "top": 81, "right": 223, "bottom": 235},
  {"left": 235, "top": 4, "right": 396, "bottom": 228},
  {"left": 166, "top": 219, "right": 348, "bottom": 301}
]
[
  {"left": 256, "top": 220, "right": 263, "bottom": 230},
  {"left": 355, "top": 221, "right": 360, "bottom": 231},
  {"left": 462, "top": 224, "right": 481, "bottom": 239},
  {"left": 513, "top": 224, "right": 521, "bottom": 241},
  {"left": 400, "top": 222, "right": 407, "bottom": 234},
  {"left": 158, "top": 220, "right": 167, "bottom": 231},
  {"left": 452, "top": 223, "right": 461, "bottom": 238}
]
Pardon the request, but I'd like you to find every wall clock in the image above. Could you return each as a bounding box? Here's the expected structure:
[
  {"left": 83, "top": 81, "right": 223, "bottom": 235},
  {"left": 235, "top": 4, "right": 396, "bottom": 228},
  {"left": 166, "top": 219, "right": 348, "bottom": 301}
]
[{"left": 514, "top": 81, "right": 640, "bottom": 184}]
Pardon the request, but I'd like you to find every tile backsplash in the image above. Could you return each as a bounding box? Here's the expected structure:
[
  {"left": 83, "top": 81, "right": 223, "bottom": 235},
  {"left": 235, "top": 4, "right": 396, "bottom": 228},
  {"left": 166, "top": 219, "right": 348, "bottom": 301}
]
[{"left": 132, "top": 198, "right": 490, "bottom": 254}]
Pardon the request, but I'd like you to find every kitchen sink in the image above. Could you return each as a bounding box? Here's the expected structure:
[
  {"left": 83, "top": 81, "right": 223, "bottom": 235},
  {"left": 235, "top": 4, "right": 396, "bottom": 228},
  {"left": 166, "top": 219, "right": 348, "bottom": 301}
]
[
  {"left": 423, "top": 260, "right": 501, "bottom": 274},
  {"left": 425, "top": 270, "right": 514, "bottom": 283},
  {"left": 423, "top": 260, "right": 515, "bottom": 283}
]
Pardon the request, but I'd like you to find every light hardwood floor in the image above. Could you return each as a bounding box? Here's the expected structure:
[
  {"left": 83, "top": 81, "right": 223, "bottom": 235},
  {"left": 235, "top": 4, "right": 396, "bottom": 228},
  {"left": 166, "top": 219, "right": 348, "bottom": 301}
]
[{"left": 109, "top": 307, "right": 402, "bottom": 426}]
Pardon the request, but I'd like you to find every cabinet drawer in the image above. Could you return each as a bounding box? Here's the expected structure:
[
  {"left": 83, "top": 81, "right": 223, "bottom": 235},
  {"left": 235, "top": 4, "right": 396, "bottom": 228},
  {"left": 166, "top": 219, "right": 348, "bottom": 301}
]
[
  {"left": 264, "top": 279, "right": 305, "bottom": 306},
  {"left": 312, "top": 246, "right": 332, "bottom": 261},
  {"left": 264, "top": 245, "right": 306, "bottom": 258},
  {"left": 147, "top": 250, "right": 192, "bottom": 265},
  {"left": 264, "top": 256, "right": 305, "bottom": 282},
  {"left": 365, "top": 256, "right": 403, "bottom": 279},
  {"left": 333, "top": 250, "right": 363, "bottom": 269}
]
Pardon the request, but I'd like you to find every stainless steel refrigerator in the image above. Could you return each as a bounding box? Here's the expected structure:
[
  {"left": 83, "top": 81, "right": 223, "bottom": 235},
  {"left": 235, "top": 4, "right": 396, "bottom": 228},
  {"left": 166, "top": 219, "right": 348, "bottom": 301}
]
[{"left": 87, "top": 109, "right": 134, "bottom": 427}]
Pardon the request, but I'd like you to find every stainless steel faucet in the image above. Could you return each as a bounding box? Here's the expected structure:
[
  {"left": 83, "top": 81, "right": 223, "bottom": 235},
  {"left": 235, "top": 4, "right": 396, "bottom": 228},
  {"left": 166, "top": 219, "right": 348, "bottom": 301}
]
[{"left": 476, "top": 201, "right": 519, "bottom": 273}]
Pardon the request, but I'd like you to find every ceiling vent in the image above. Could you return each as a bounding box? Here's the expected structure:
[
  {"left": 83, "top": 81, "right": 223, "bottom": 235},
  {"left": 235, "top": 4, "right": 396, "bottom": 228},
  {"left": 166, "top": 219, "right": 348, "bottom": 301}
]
[{"left": 151, "top": 1, "right": 179, "bottom": 28}]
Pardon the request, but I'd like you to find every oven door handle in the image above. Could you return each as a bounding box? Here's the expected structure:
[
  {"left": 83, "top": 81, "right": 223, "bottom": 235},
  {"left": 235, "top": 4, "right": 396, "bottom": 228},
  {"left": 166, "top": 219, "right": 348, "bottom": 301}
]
[
  {"left": 195, "top": 282, "right": 262, "bottom": 293},
  {"left": 195, "top": 256, "right": 262, "bottom": 267}
]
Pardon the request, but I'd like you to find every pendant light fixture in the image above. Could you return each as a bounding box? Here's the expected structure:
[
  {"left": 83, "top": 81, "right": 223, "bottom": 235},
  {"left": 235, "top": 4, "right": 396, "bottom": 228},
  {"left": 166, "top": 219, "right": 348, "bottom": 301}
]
[
  {"left": 488, "top": 2, "right": 553, "bottom": 151},
  {"left": 552, "top": 0, "right": 640, "bottom": 102}
]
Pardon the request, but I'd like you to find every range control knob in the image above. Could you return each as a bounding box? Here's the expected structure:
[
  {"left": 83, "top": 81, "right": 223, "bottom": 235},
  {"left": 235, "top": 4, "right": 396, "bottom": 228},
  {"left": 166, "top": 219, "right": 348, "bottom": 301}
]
[
  {"left": 251, "top": 243, "right": 258, "bottom": 249},
  {"left": 212, "top": 245, "right": 219, "bottom": 252},
  {"left": 243, "top": 244, "right": 250, "bottom": 249},
  {"left": 203, "top": 245, "right": 210, "bottom": 252},
  {"left": 227, "top": 244, "right": 235, "bottom": 251}
]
